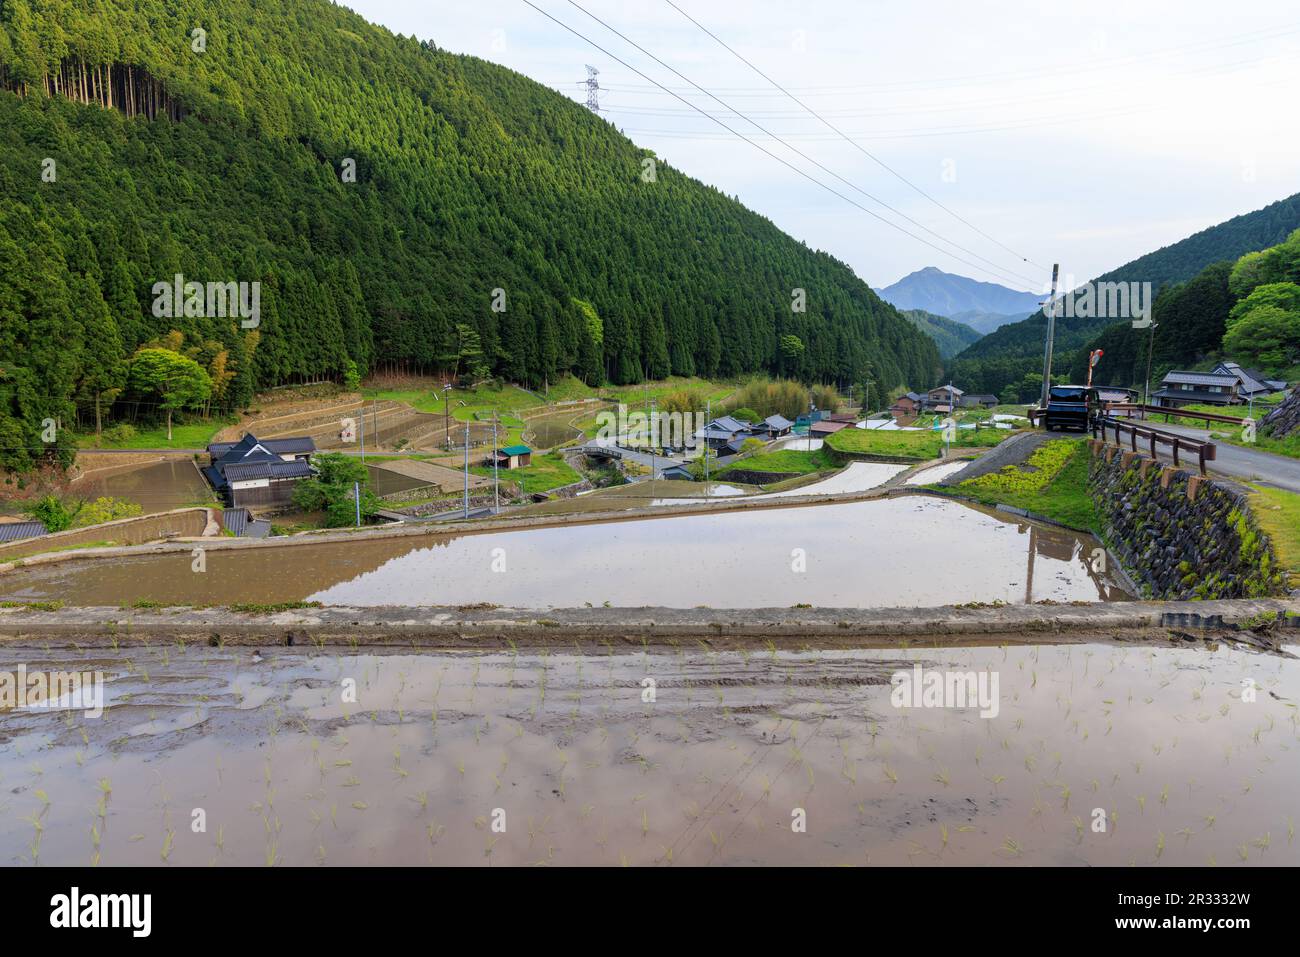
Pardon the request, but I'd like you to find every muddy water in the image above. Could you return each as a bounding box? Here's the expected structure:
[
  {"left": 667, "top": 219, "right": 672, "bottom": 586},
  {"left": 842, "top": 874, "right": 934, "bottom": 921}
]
[
  {"left": 0, "top": 497, "right": 1130, "bottom": 607},
  {"left": 72, "top": 458, "right": 214, "bottom": 514},
  {"left": 2, "top": 639, "right": 1295, "bottom": 866},
  {"left": 366, "top": 465, "right": 430, "bottom": 497},
  {"left": 525, "top": 412, "right": 583, "bottom": 449},
  {"left": 649, "top": 463, "right": 906, "bottom": 504}
]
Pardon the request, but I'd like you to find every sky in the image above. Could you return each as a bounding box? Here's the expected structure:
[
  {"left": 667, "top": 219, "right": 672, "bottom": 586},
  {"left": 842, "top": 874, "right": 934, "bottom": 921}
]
[{"left": 350, "top": 0, "right": 1299, "bottom": 294}]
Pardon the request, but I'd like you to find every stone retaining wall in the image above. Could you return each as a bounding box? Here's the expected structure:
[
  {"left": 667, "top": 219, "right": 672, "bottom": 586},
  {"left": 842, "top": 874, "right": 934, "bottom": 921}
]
[
  {"left": 1087, "top": 440, "right": 1287, "bottom": 599},
  {"left": 718, "top": 468, "right": 803, "bottom": 485}
]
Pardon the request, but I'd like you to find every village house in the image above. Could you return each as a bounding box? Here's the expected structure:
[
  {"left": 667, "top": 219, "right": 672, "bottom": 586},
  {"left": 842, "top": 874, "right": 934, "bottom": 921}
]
[
  {"left": 809, "top": 419, "right": 850, "bottom": 439},
  {"left": 696, "top": 415, "right": 755, "bottom": 451},
  {"left": 923, "top": 385, "right": 964, "bottom": 414},
  {"left": 1212, "top": 361, "right": 1288, "bottom": 400},
  {"left": 890, "top": 391, "right": 923, "bottom": 418},
  {"left": 220, "top": 507, "right": 272, "bottom": 538},
  {"left": 756, "top": 414, "right": 793, "bottom": 437},
  {"left": 203, "top": 433, "right": 317, "bottom": 509},
  {"left": 958, "top": 394, "right": 999, "bottom": 410},
  {"left": 1094, "top": 386, "right": 1137, "bottom": 405},
  {"left": 488, "top": 444, "right": 533, "bottom": 469},
  {"left": 1151, "top": 371, "right": 1241, "bottom": 408},
  {"left": 0, "top": 518, "right": 48, "bottom": 544}
]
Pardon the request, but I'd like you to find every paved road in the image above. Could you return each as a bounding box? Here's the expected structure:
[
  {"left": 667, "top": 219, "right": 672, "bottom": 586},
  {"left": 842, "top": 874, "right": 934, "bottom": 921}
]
[{"left": 1114, "top": 420, "right": 1300, "bottom": 494}]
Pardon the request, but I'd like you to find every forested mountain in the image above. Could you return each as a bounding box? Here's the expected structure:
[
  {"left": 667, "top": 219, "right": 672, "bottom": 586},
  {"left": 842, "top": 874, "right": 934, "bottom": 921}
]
[
  {"left": 947, "top": 192, "right": 1300, "bottom": 394},
  {"left": 1067, "top": 229, "right": 1300, "bottom": 387},
  {"left": 877, "top": 266, "right": 1040, "bottom": 333},
  {"left": 0, "top": 0, "right": 939, "bottom": 472},
  {"left": 900, "top": 309, "right": 983, "bottom": 359}
]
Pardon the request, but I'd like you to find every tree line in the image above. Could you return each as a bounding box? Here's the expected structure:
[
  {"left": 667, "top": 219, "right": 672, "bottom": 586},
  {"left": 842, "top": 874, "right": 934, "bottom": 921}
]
[{"left": 0, "top": 0, "right": 939, "bottom": 473}]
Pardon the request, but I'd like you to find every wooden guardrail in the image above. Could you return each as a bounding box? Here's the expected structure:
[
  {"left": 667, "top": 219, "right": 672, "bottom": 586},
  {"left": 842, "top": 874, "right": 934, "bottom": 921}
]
[
  {"left": 1091, "top": 415, "right": 1216, "bottom": 474},
  {"left": 1104, "top": 403, "right": 1249, "bottom": 427}
]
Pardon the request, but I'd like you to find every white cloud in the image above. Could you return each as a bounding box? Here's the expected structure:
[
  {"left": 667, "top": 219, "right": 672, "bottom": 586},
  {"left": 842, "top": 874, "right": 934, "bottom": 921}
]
[{"left": 352, "top": 0, "right": 1300, "bottom": 288}]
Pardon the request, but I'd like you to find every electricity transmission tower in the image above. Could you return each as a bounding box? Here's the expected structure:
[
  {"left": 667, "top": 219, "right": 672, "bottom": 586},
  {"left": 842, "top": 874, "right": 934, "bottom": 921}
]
[{"left": 584, "top": 65, "right": 600, "bottom": 112}]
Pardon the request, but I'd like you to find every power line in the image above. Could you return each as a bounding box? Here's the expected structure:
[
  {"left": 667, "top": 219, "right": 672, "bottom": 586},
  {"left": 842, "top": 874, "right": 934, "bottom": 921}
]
[
  {"left": 538, "top": 0, "right": 1040, "bottom": 289},
  {"left": 552, "top": 21, "right": 1300, "bottom": 96},
  {"left": 579, "top": 45, "right": 1295, "bottom": 120},
  {"left": 662, "top": 0, "right": 1045, "bottom": 271}
]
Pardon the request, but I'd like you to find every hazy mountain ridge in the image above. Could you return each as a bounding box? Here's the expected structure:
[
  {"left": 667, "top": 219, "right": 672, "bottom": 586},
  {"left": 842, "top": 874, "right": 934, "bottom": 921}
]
[{"left": 877, "top": 266, "right": 1041, "bottom": 334}]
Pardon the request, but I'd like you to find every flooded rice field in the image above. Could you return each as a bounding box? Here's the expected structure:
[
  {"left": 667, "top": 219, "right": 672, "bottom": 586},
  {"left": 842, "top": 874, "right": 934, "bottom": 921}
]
[
  {"left": 71, "top": 458, "right": 213, "bottom": 514},
  {"left": 2, "top": 639, "right": 1295, "bottom": 866},
  {"left": 366, "top": 464, "right": 432, "bottom": 497},
  {"left": 649, "top": 462, "right": 907, "bottom": 503},
  {"left": 0, "top": 497, "right": 1130, "bottom": 608},
  {"left": 525, "top": 412, "right": 585, "bottom": 449}
]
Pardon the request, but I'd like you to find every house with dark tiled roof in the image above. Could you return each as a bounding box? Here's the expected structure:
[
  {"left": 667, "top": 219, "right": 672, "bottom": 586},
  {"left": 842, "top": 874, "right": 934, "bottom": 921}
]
[
  {"left": 221, "top": 508, "right": 272, "bottom": 538},
  {"left": 890, "top": 392, "right": 923, "bottom": 417},
  {"left": 748, "top": 414, "right": 793, "bottom": 439},
  {"left": 203, "top": 433, "right": 317, "bottom": 508},
  {"left": 1151, "top": 371, "right": 1240, "bottom": 408},
  {"left": 696, "top": 416, "right": 757, "bottom": 451},
  {"left": 1212, "top": 361, "right": 1288, "bottom": 399},
  {"left": 0, "top": 519, "right": 47, "bottom": 544}
]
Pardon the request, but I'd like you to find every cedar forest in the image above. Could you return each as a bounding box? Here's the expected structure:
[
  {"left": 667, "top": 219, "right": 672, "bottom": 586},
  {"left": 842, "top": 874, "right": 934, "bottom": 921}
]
[{"left": 0, "top": 0, "right": 940, "bottom": 473}]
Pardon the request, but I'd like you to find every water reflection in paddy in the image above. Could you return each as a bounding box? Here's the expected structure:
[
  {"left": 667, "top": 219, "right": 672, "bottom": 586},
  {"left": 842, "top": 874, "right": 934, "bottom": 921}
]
[
  {"left": 71, "top": 457, "right": 213, "bottom": 514},
  {"left": 0, "top": 496, "right": 1130, "bottom": 608}
]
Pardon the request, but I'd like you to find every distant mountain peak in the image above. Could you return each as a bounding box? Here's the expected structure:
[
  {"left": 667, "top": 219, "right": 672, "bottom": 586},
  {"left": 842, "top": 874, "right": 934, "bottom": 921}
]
[{"left": 876, "top": 267, "right": 1041, "bottom": 334}]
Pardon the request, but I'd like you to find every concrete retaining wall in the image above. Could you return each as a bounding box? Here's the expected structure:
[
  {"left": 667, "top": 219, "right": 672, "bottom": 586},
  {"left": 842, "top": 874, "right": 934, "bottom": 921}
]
[
  {"left": 0, "top": 507, "right": 212, "bottom": 562},
  {"left": 1088, "top": 440, "right": 1287, "bottom": 600},
  {"left": 1, "top": 597, "right": 1295, "bottom": 647}
]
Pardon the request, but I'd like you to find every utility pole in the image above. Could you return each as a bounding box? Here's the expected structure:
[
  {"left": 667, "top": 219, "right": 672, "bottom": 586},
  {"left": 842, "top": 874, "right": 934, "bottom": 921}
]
[
  {"left": 704, "top": 398, "right": 711, "bottom": 496},
  {"left": 945, "top": 380, "right": 954, "bottom": 459},
  {"left": 1142, "top": 321, "right": 1159, "bottom": 416},
  {"left": 492, "top": 411, "right": 499, "bottom": 514},
  {"left": 359, "top": 403, "right": 365, "bottom": 464},
  {"left": 584, "top": 65, "right": 600, "bottom": 112},
  {"left": 650, "top": 399, "right": 657, "bottom": 483},
  {"left": 353, "top": 481, "right": 361, "bottom": 527},
  {"left": 443, "top": 383, "right": 451, "bottom": 451},
  {"left": 463, "top": 422, "right": 470, "bottom": 518},
  {"left": 1039, "top": 263, "right": 1061, "bottom": 414}
]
